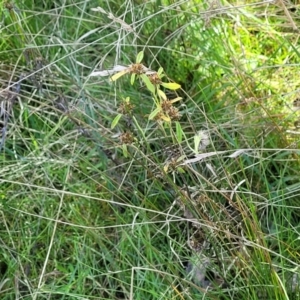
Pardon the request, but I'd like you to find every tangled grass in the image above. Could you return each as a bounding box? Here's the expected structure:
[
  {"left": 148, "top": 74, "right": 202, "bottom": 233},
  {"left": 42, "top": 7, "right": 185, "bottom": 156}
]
[{"left": 0, "top": 0, "right": 299, "bottom": 299}]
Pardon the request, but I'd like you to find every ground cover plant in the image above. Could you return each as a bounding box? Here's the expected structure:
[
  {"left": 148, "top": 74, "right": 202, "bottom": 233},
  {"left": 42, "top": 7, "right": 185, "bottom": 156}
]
[{"left": 0, "top": 0, "right": 300, "bottom": 299}]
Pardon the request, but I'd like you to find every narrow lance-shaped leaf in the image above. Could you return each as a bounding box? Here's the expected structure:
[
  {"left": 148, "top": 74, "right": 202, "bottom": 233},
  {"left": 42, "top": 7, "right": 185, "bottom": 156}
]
[
  {"left": 176, "top": 167, "right": 185, "bottom": 174},
  {"left": 130, "top": 73, "right": 136, "bottom": 85},
  {"left": 176, "top": 121, "right": 183, "bottom": 143},
  {"left": 157, "top": 67, "right": 164, "bottom": 76},
  {"left": 161, "top": 82, "right": 181, "bottom": 90},
  {"left": 170, "top": 97, "right": 182, "bottom": 103},
  {"left": 140, "top": 74, "right": 155, "bottom": 94},
  {"left": 111, "top": 113, "right": 122, "bottom": 129},
  {"left": 110, "top": 70, "right": 128, "bottom": 81},
  {"left": 194, "top": 133, "right": 201, "bottom": 154},
  {"left": 163, "top": 164, "right": 169, "bottom": 173},
  {"left": 157, "top": 89, "right": 167, "bottom": 100},
  {"left": 161, "top": 114, "right": 171, "bottom": 122},
  {"left": 122, "top": 144, "right": 128, "bottom": 158},
  {"left": 136, "top": 51, "right": 144, "bottom": 63},
  {"left": 148, "top": 107, "right": 161, "bottom": 120}
]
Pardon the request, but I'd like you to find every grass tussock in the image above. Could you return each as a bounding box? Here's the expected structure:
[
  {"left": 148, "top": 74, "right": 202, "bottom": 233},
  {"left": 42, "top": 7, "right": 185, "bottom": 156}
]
[{"left": 0, "top": 0, "right": 300, "bottom": 299}]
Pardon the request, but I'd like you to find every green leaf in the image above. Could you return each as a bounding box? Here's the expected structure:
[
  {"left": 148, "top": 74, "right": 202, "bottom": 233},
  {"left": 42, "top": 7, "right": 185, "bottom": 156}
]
[
  {"left": 170, "top": 97, "right": 182, "bottom": 103},
  {"left": 148, "top": 107, "right": 161, "bottom": 120},
  {"left": 176, "top": 167, "right": 185, "bottom": 174},
  {"left": 111, "top": 114, "right": 122, "bottom": 129},
  {"left": 140, "top": 74, "right": 155, "bottom": 94},
  {"left": 194, "top": 133, "right": 201, "bottom": 154},
  {"left": 122, "top": 144, "right": 128, "bottom": 158},
  {"left": 161, "top": 82, "right": 181, "bottom": 90},
  {"left": 163, "top": 164, "right": 169, "bottom": 173},
  {"left": 157, "top": 89, "right": 167, "bottom": 100},
  {"left": 161, "top": 115, "right": 171, "bottom": 122},
  {"left": 157, "top": 67, "right": 164, "bottom": 76},
  {"left": 176, "top": 121, "right": 183, "bottom": 143},
  {"left": 110, "top": 70, "right": 128, "bottom": 81},
  {"left": 131, "top": 73, "right": 136, "bottom": 85},
  {"left": 136, "top": 51, "right": 144, "bottom": 63}
]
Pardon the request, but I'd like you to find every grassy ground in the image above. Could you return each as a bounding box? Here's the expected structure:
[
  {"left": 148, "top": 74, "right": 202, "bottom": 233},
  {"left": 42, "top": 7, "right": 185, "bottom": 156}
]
[{"left": 0, "top": 0, "right": 300, "bottom": 299}]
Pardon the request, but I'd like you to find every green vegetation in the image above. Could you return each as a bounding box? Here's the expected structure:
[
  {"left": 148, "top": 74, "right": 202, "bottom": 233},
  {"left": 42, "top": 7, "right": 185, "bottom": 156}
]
[{"left": 0, "top": 0, "right": 300, "bottom": 299}]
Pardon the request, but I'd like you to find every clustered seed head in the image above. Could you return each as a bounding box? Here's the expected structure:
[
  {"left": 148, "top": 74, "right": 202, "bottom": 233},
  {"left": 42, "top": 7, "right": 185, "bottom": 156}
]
[
  {"left": 161, "top": 100, "right": 173, "bottom": 111},
  {"left": 117, "top": 101, "right": 135, "bottom": 115},
  {"left": 148, "top": 73, "right": 162, "bottom": 85},
  {"left": 293, "top": 98, "right": 300, "bottom": 108},
  {"left": 161, "top": 100, "right": 181, "bottom": 121},
  {"left": 4, "top": 2, "right": 14, "bottom": 10},
  {"left": 119, "top": 131, "right": 134, "bottom": 144},
  {"left": 165, "top": 158, "right": 179, "bottom": 172},
  {"left": 129, "top": 63, "right": 146, "bottom": 75},
  {"left": 168, "top": 106, "right": 180, "bottom": 120}
]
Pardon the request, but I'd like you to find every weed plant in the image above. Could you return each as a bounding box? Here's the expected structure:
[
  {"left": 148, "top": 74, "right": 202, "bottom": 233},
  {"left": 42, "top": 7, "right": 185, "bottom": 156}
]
[{"left": 0, "top": 0, "right": 300, "bottom": 299}]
